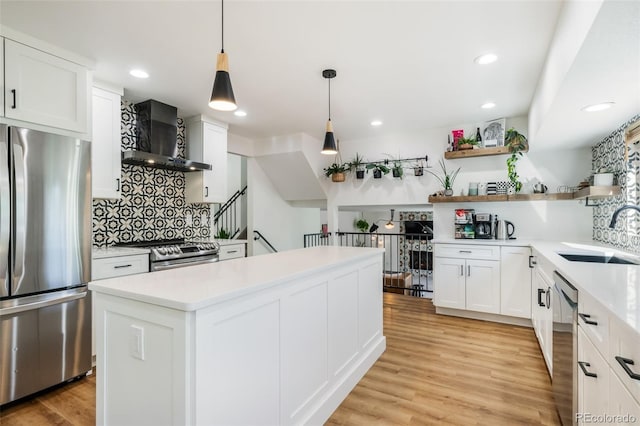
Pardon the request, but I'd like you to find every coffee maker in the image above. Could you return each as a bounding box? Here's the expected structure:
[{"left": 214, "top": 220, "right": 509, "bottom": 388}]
[{"left": 473, "top": 213, "right": 494, "bottom": 239}]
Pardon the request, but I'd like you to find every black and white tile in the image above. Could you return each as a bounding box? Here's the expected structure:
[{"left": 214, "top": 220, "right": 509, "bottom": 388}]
[
  {"left": 92, "top": 100, "right": 211, "bottom": 247},
  {"left": 592, "top": 114, "right": 640, "bottom": 254}
]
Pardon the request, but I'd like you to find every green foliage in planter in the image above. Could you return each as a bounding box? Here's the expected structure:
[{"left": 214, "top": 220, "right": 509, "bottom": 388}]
[
  {"left": 348, "top": 153, "right": 366, "bottom": 172},
  {"left": 355, "top": 218, "right": 369, "bottom": 233},
  {"left": 323, "top": 162, "right": 349, "bottom": 177},
  {"left": 215, "top": 228, "right": 231, "bottom": 239},
  {"left": 425, "top": 158, "right": 460, "bottom": 190},
  {"left": 505, "top": 128, "right": 528, "bottom": 192},
  {"left": 366, "top": 163, "right": 390, "bottom": 175}
]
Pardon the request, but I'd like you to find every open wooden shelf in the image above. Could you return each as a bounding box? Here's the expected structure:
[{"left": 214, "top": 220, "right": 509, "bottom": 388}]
[
  {"left": 428, "top": 192, "right": 574, "bottom": 203},
  {"left": 573, "top": 186, "right": 621, "bottom": 199},
  {"left": 444, "top": 145, "right": 528, "bottom": 159}
]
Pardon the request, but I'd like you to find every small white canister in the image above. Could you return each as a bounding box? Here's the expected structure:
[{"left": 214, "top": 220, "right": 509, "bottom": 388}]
[{"left": 594, "top": 173, "right": 614, "bottom": 186}]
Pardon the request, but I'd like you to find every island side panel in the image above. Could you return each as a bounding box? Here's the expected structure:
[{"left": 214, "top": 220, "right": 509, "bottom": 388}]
[
  {"left": 94, "top": 293, "right": 193, "bottom": 426},
  {"left": 194, "top": 254, "right": 385, "bottom": 426}
]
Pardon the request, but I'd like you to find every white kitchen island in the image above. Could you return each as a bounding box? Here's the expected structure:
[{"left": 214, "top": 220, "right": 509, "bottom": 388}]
[{"left": 89, "top": 246, "right": 385, "bottom": 426}]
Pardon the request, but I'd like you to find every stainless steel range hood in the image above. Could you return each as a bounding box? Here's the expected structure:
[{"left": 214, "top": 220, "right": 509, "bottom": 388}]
[{"left": 121, "top": 100, "right": 211, "bottom": 172}]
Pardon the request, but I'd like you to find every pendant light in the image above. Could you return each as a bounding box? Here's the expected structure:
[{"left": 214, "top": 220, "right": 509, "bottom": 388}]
[
  {"left": 209, "top": 0, "right": 237, "bottom": 111},
  {"left": 385, "top": 209, "right": 395, "bottom": 229},
  {"left": 321, "top": 69, "right": 338, "bottom": 155}
]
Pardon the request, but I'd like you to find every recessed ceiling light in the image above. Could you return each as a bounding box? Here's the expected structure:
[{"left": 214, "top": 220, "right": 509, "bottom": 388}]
[
  {"left": 581, "top": 102, "right": 615, "bottom": 112},
  {"left": 474, "top": 53, "right": 498, "bottom": 65},
  {"left": 371, "top": 120, "right": 383, "bottom": 126},
  {"left": 129, "top": 69, "right": 149, "bottom": 79},
  {"left": 481, "top": 102, "right": 496, "bottom": 109},
  {"left": 234, "top": 110, "right": 247, "bottom": 117}
]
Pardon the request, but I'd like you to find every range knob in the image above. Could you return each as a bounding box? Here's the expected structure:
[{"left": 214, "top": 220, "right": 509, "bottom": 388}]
[
  {"left": 171, "top": 246, "right": 180, "bottom": 254},
  {"left": 157, "top": 247, "right": 167, "bottom": 255}
]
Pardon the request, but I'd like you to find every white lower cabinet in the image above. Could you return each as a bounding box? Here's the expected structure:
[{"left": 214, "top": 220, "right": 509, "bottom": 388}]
[
  {"left": 218, "top": 243, "right": 246, "bottom": 261},
  {"left": 531, "top": 252, "right": 553, "bottom": 375},
  {"left": 434, "top": 244, "right": 500, "bottom": 314},
  {"left": 609, "top": 372, "right": 640, "bottom": 424},
  {"left": 91, "top": 253, "right": 150, "bottom": 359},
  {"left": 500, "top": 246, "right": 532, "bottom": 318},
  {"left": 578, "top": 327, "right": 609, "bottom": 425}
]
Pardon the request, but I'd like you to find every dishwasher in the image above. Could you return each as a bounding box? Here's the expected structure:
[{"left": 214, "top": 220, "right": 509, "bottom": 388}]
[{"left": 552, "top": 271, "right": 578, "bottom": 426}]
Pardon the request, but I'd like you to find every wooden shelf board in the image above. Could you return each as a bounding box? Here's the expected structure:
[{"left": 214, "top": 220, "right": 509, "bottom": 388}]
[
  {"left": 573, "top": 186, "right": 621, "bottom": 199},
  {"left": 429, "top": 192, "right": 573, "bottom": 203},
  {"left": 444, "top": 146, "right": 528, "bottom": 159}
]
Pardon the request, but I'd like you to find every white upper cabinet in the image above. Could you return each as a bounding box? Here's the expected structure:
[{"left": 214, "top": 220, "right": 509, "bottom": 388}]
[
  {"left": 3, "top": 38, "right": 89, "bottom": 133},
  {"left": 185, "top": 116, "right": 228, "bottom": 204},
  {"left": 91, "top": 86, "right": 122, "bottom": 199}
]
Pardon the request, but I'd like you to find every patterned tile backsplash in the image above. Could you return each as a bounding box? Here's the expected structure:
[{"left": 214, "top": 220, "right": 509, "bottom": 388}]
[
  {"left": 92, "top": 100, "right": 211, "bottom": 247},
  {"left": 591, "top": 114, "right": 640, "bottom": 254}
]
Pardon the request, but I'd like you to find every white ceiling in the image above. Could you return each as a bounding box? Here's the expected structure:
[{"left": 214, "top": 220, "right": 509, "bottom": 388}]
[{"left": 1, "top": 1, "right": 638, "bottom": 149}]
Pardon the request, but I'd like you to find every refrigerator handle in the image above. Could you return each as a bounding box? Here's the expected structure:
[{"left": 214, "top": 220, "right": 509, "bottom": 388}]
[
  {"left": 0, "top": 291, "right": 87, "bottom": 316},
  {"left": 12, "top": 141, "right": 26, "bottom": 294},
  {"left": 0, "top": 138, "right": 9, "bottom": 297}
]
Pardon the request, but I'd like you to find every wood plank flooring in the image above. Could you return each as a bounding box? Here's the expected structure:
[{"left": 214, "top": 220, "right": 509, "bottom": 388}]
[{"left": 0, "top": 294, "right": 559, "bottom": 425}]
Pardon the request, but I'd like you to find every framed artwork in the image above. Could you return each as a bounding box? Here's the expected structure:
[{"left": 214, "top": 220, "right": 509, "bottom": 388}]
[{"left": 482, "top": 118, "right": 506, "bottom": 147}]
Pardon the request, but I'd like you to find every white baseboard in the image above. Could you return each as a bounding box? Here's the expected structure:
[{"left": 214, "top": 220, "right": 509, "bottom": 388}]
[{"left": 436, "top": 307, "right": 533, "bottom": 327}]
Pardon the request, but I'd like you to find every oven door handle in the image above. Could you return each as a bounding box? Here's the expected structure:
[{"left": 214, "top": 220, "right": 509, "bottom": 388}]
[{"left": 152, "top": 255, "right": 219, "bottom": 271}]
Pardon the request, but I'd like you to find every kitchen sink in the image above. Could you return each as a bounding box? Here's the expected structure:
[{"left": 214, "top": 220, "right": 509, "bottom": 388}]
[{"left": 558, "top": 253, "right": 640, "bottom": 265}]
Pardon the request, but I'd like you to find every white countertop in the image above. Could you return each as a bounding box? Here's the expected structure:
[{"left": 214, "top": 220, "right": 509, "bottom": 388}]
[
  {"left": 89, "top": 246, "right": 383, "bottom": 311},
  {"left": 530, "top": 241, "right": 639, "bottom": 334},
  {"left": 435, "top": 238, "right": 640, "bottom": 335},
  {"left": 92, "top": 246, "right": 150, "bottom": 259}
]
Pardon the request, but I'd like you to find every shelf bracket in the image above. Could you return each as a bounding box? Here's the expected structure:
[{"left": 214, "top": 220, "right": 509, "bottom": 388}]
[{"left": 584, "top": 197, "right": 602, "bottom": 207}]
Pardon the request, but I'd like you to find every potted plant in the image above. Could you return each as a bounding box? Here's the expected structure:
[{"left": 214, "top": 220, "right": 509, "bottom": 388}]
[
  {"left": 366, "top": 163, "right": 390, "bottom": 179},
  {"left": 215, "top": 228, "right": 231, "bottom": 239},
  {"left": 425, "top": 158, "right": 460, "bottom": 196},
  {"left": 457, "top": 137, "right": 478, "bottom": 150},
  {"left": 349, "top": 153, "right": 366, "bottom": 179},
  {"left": 323, "top": 162, "right": 349, "bottom": 182},
  {"left": 355, "top": 218, "right": 369, "bottom": 233},
  {"left": 504, "top": 128, "right": 528, "bottom": 193},
  {"left": 412, "top": 159, "right": 424, "bottom": 176},
  {"left": 391, "top": 160, "right": 404, "bottom": 179}
]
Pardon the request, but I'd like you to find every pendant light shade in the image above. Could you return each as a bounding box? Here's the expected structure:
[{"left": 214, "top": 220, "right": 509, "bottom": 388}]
[
  {"left": 209, "top": 0, "right": 237, "bottom": 111},
  {"left": 322, "top": 119, "right": 337, "bottom": 155},
  {"left": 321, "top": 69, "right": 338, "bottom": 155}
]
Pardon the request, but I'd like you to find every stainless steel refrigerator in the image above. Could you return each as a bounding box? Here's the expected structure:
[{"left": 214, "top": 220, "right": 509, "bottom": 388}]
[{"left": 0, "top": 125, "right": 92, "bottom": 405}]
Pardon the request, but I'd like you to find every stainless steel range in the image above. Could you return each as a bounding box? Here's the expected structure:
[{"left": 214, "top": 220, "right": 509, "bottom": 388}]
[{"left": 117, "top": 239, "right": 220, "bottom": 271}]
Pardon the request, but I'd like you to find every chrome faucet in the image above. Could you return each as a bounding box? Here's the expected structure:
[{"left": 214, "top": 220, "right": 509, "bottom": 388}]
[{"left": 609, "top": 204, "right": 640, "bottom": 228}]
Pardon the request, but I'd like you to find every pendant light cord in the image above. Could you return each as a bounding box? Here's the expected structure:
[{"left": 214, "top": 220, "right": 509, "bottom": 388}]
[
  {"left": 221, "top": 0, "right": 225, "bottom": 53},
  {"left": 328, "top": 78, "right": 331, "bottom": 120}
]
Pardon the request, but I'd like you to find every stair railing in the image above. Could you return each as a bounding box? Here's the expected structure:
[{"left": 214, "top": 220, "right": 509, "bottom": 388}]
[
  {"left": 253, "top": 230, "right": 278, "bottom": 253},
  {"left": 213, "top": 185, "right": 247, "bottom": 238}
]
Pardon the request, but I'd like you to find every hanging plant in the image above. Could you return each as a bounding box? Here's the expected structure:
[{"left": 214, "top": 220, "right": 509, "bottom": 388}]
[
  {"left": 504, "top": 128, "right": 528, "bottom": 193},
  {"left": 323, "top": 162, "right": 349, "bottom": 182},
  {"left": 366, "top": 163, "right": 390, "bottom": 179}
]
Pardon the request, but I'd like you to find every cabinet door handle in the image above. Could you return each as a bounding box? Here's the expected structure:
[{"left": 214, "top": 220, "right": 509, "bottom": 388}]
[
  {"left": 578, "top": 313, "right": 598, "bottom": 326},
  {"left": 578, "top": 361, "right": 598, "bottom": 378},
  {"left": 459, "top": 250, "right": 472, "bottom": 253},
  {"left": 467, "top": 265, "right": 471, "bottom": 277},
  {"left": 537, "top": 289, "right": 545, "bottom": 307},
  {"left": 115, "top": 178, "right": 120, "bottom": 192},
  {"left": 114, "top": 264, "right": 132, "bottom": 269},
  {"left": 10, "top": 89, "right": 16, "bottom": 109},
  {"left": 546, "top": 288, "right": 551, "bottom": 309},
  {"left": 205, "top": 186, "right": 209, "bottom": 197},
  {"left": 615, "top": 356, "right": 640, "bottom": 380},
  {"left": 459, "top": 265, "right": 464, "bottom": 276},
  {"left": 529, "top": 255, "right": 536, "bottom": 268}
]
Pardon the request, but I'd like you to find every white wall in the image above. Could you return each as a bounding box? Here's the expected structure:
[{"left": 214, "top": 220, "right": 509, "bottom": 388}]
[{"left": 247, "top": 157, "right": 321, "bottom": 256}]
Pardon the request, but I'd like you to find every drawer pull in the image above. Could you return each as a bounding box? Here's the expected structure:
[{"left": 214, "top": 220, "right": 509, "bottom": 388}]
[
  {"left": 226, "top": 250, "right": 238, "bottom": 254},
  {"left": 615, "top": 356, "right": 640, "bottom": 380},
  {"left": 459, "top": 250, "right": 472, "bottom": 253},
  {"left": 578, "top": 361, "right": 597, "bottom": 378},
  {"left": 114, "top": 264, "right": 132, "bottom": 269},
  {"left": 578, "top": 313, "right": 598, "bottom": 326}
]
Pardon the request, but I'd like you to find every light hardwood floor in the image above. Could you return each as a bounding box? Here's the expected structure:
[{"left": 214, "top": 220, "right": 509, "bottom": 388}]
[{"left": 0, "top": 294, "right": 559, "bottom": 425}]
